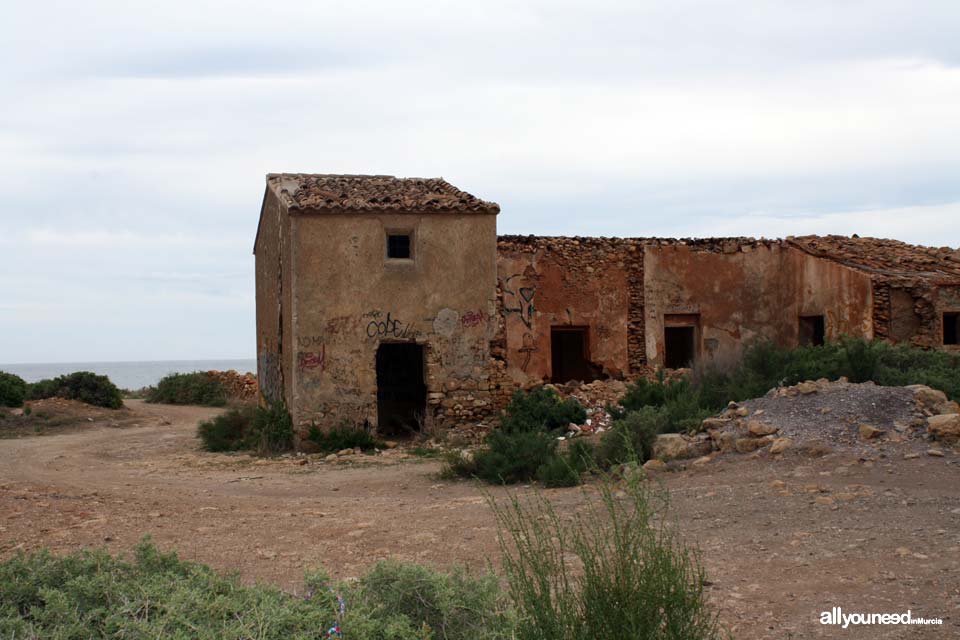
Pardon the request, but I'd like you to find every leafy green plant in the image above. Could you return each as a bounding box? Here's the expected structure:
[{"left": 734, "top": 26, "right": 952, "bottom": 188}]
[
  {"left": 146, "top": 372, "right": 227, "bottom": 406},
  {"left": 197, "top": 405, "right": 257, "bottom": 452},
  {"left": 596, "top": 406, "right": 665, "bottom": 468},
  {"left": 500, "top": 386, "right": 586, "bottom": 434},
  {"left": 250, "top": 401, "right": 295, "bottom": 454},
  {"left": 0, "top": 371, "right": 27, "bottom": 408},
  {"left": 535, "top": 455, "right": 581, "bottom": 488},
  {"left": 25, "top": 372, "right": 123, "bottom": 409},
  {"left": 307, "top": 424, "right": 385, "bottom": 454},
  {"left": 491, "top": 472, "right": 723, "bottom": 640}
]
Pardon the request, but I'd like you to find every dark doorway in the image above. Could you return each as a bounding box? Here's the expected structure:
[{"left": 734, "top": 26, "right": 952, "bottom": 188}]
[
  {"left": 551, "top": 327, "right": 593, "bottom": 383},
  {"left": 664, "top": 326, "right": 696, "bottom": 369},
  {"left": 945, "top": 313, "right": 959, "bottom": 345},
  {"left": 799, "top": 315, "right": 826, "bottom": 346},
  {"left": 376, "top": 343, "right": 426, "bottom": 436}
]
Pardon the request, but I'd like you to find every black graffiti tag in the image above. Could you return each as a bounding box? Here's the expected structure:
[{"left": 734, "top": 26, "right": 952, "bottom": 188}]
[
  {"left": 365, "top": 312, "right": 419, "bottom": 340},
  {"left": 503, "top": 274, "right": 536, "bottom": 329}
]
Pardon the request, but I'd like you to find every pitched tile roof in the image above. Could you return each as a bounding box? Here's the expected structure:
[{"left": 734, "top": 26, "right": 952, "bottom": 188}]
[
  {"left": 267, "top": 174, "right": 499, "bottom": 214},
  {"left": 788, "top": 235, "right": 960, "bottom": 281}
]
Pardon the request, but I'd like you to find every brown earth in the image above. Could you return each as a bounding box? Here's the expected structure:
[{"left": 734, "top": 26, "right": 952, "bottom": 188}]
[{"left": 1, "top": 400, "right": 958, "bottom": 639}]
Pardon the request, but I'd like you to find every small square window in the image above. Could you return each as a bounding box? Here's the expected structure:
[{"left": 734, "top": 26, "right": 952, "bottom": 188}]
[
  {"left": 945, "top": 312, "right": 959, "bottom": 345},
  {"left": 387, "top": 234, "right": 411, "bottom": 259}
]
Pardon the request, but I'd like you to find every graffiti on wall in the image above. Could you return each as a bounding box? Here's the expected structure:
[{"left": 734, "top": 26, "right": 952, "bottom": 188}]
[
  {"left": 258, "top": 351, "right": 282, "bottom": 402},
  {"left": 461, "top": 309, "right": 487, "bottom": 327},
  {"left": 297, "top": 343, "right": 326, "bottom": 372},
  {"left": 364, "top": 311, "right": 421, "bottom": 340},
  {"left": 519, "top": 332, "right": 538, "bottom": 372},
  {"left": 503, "top": 273, "right": 536, "bottom": 329}
]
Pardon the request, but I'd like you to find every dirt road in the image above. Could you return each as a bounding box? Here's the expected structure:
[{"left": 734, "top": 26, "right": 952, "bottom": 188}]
[{"left": 1, "top": 400, "right": 958, "bottom": 638}]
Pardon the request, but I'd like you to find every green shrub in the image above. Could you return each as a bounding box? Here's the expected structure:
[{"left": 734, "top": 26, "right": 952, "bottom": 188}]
[
  {"left": 146, "top": 372, "right": 227, "bottom": 406},
  {"left": 473, "top": 430, "right": 558, "bottom": 484},
  {"left": 616, "top": 376, "right": 713, "bottom": 434},
  {"left": 197, "top": 405, "right": 257, "bottom": 452},
  {"left": 535, "top": 454, "right": 581, "bottom": 488},
  {"left": 0, "top": 371, "right": 27, "bottom": 408},
  {"left": 491, "top": 473, "right": 723, "bottom": 640},
  {"left": 0, "top": 538, "right": 514, "bottom": 640},
  {"left": 307, "top": 424, "right": 385, "bottom": 453},
  {"left": 596, "top": 406, "right": 665, "bottom": 468},
  {"left": 501, "top": 386, "right": 586, "bottom": 434},
  {"left": 25, "top": 372, "right": 123, "bottom": 409},
  {"left": 249, "top": 401, "right": 295, "bottom": 454},
  {"left": 352, "top": 560, "right": 513, "bottom": 640}
]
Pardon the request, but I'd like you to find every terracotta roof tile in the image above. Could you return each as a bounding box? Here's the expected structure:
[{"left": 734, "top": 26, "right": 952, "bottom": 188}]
[
  {"left": 267, "top": 174, "right": 499, "bottom": 214},
  {"left": 788, "top": 235, "right": 960, "bottom": 280}
]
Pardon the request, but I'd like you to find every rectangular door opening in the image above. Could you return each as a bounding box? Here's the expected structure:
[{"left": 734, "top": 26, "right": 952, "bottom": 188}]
[
  {"left": 799, "top": 315, "right": 826, "bottom": 347},
  {"left": 551, "top": 327, "right": 595, "bottom": 383},
  {"left": 376, "top": 343, "right": 426, "bottom": 437},
  {"left": 664, "top": 326, "right": 696, "bottom": 369},
  {"left": 945, "top": 312, "right": 959, "bottom": 345}
]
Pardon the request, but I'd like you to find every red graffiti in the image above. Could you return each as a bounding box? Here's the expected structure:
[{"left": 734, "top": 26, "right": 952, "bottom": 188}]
[
  {"left": 297, "top": 345, "right": 325, "bottom": 371},
  {"left": 461, "top": 310, "right": 487, "bottom": 327}
]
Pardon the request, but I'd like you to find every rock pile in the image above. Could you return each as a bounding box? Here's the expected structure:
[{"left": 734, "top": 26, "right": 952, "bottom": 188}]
[
  {"left": 684, "top": 379, "right": 959, "bottom": 460},
  {"left": 206, "top": 370, "right": 259, "bottom": 401}
]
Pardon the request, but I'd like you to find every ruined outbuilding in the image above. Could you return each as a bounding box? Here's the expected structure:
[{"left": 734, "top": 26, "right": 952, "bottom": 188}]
[{"left": 254, "top": 174, "right": 960, "bottom": 444}]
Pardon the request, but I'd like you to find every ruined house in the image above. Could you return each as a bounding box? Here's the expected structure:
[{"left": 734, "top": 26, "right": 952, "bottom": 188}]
[{"left": 254, "top": 174, "right": 960, "bottom": 444}]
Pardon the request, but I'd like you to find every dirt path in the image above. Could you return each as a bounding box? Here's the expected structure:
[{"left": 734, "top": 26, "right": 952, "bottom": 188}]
[{"left": 1, "top": 400, "right": 958, "bottom": 638}]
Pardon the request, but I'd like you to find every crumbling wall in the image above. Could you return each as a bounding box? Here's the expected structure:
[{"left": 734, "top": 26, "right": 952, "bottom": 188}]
[
  {"left": 643, "top": 240, "right": 874, "bottom": 368},
  {"left": 253, "top": 187, "right": 286, "bottom": 405},
  {"left": 496, "top": 236, "right": 642, "bottom": 384},
  {"left": 872, "top": 279, "right": 941, "bottom": 348},
  {"left": 289, "top": 211, "right": 501, "bottom": 439}
]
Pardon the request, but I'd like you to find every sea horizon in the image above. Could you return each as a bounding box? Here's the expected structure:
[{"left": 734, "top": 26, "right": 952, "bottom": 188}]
[{"left": 0, "top": 358, "right": 257, "bottom": 390}]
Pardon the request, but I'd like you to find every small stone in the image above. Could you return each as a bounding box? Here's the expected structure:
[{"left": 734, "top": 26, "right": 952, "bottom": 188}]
[
  {"left": 796, "top": 381, "right": 818, "bottom": 395},
  {"left": 337, "top": 448, "right": 353, "bottom": 456},
  {"left": 324, "top": 453, "right": 338, "bottom": 462},
  {"left": 735, "top": 407, "right": 750, "bottom": 417},
  {"left": 926, "top": 449, "right": 944, "bottom": 457},
  {"left": 814, "top": 496, "right": 834, "bottom": 505},
  {"left": 691, "top": 455, "right": 711, "bottom": 467},
  {"left": 735, "top": 437, "right": 772, "bottom": 453},
  {"left": 927, "top": 414, "right": 960, "bottom": 444},
  {"left": 903, "top": 452, "right": 920, "bottom": 459},
  {"left": 748, "top": 421, "right": 778, "bottom": 436},
  {"left": 653, "top": 434, "right": 691, "bottom": 460},
  {"left": 770, "top": 437, "right": 794, "bottom": 455},
  {"left": 858, "top": 424, "right": 884, "bottom": 440},
  {"left": 642, "top": 459, "right": 667, "bottom": 472},
  {"left": 769, "top": 479, "right": 786, "bottom": 489}
]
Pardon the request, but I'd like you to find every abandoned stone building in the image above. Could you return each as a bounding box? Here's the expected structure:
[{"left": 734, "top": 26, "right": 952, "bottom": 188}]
[{"left": 254, "top": 174, "right": 960, "bottom": 443}]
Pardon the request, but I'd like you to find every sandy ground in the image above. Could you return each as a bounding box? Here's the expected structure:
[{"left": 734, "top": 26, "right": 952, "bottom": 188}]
[{"left": 1, "top": 400, "right": 958, "bottom": 639}]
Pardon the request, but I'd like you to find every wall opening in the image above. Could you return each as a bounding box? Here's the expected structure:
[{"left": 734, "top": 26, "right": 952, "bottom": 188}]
[
  {"left": 550, "top": 326, "right": 594, "bottom": 383},
  {"left": 386, "top": 233, "right": 412, "bottom": 259},
  {"left": 799, "top": 315, "right": 826, "bottom": 347},
  {"left": 664, "top": 327, "right": 696, "bottom": 368},
  {"left": 945, "top": 312, "right": 959, "bottom": 345},
  {"left": 376, "top": 343, "right": 426, "bottom": 436},
  {"left": 663, "top": 313, "right": 699, "bottom": 369}
]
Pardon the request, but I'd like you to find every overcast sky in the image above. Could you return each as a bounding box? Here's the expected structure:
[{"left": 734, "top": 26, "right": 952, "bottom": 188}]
[{"left": 1, "top": 1, "right": 959, "bottom": 363}]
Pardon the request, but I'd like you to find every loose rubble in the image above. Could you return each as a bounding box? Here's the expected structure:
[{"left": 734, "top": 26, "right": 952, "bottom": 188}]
[{"left": 206, "top": 370, "right": 259, "bottom": 401}]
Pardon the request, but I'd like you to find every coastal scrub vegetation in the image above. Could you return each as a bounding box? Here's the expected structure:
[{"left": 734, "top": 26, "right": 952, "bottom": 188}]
[
  {"left": 307, "top": 424, "right": 385, "bottom": 454},
  {"left": 197, "top": 401, "right": 294, "bottom": 455},
  {"left": 0, "top": 371, "right": 28, "bottom": 408},
  {"left": 146, "top": 371, "right": 227, "bottom": 406},
  {"left": 0, "top": 473, "right": 720, "bottom": 639},
  {"left": 24, "top": 371, "right": 124, "bottom": 409}
]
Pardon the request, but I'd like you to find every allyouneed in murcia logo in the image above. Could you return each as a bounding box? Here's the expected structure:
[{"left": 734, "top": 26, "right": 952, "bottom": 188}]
[{"left": 820, "top": 607, "right": 943, "bottom": 628}]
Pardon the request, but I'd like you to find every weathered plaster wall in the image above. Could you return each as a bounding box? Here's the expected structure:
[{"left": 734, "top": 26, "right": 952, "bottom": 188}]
[
  {"left": 643, "top": 241, "right": 874, "bottom": 368},
  {"left": 254, "top": 188, "right": 286, "bottom": 405},
  {"left": 496, "top": 237, "right": 640, "bottom": 385},
  {"left": 873, "top": 279, "right": 960, "bottom": 350},
  {"left": 288, "top": 211, "right": 500, "bottom": 437}
]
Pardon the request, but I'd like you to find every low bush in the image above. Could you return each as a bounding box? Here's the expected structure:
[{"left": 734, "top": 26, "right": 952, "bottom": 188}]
[
  {"left": 196, "top": 402, "right": 293, "bottom": 455},
  {"left": 146, "top": 371, "right": 227, "bottom": 406},
  {"left": 0, "top": 371, "right": 27, "bottom": 408},
  {"left": 307, "top": 424, "right": 385, "bottom": 453},
  {"left": 535, "top": 454, "right": 581, "bottom": 488},
  {"left": 596, "top": 406, "right": 665, "bottom": 468},
  {"left": 197, "top": 405, "right": 257, "bottom": 452},
  {"left": 491, "top": 472, "right": 723, "bottom": 640},
  {"left": 444, "top": 387, "right": 589, "bottom": 485},
  {"left": 25, "top": 372, "right": 123, "bottom": 409},
  {"left": 500, "top": 386, "right": 586, "bottom": 434},
  {"left": 616, "top": 375, "right": 713, "bottom": 434},
  {"left": 0, "top": 538, "right": 514, "bottom": 640}
]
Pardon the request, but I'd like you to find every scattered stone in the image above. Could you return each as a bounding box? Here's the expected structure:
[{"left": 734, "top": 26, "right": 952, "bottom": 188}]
[
  {"left": 642, "top": 459, "right": 667, "bottom": 472},
  {"left": 799, "top": 439, "right": 832, "bottom": 457},
  {"left": 858, "top": 423, "right": 884, "bottom": 440},
  {"left": 735, "top": 407, "right": 750, "bottom": 417},
  {"left": 735, "top": 437, "right": 772, "bottom": 453},
  {"left": 927, "top": 414, "right": 960, "bottom": 444},
  {"left": 701, "top": 417, "right": 730, "bottom": 431},
  {"left": 903, "top": 452, "right": 920, "bottom": 460},
  {"left": 691, "top": 455, "right": 711, "bottom": 467},
  {"left": 814, "top": 496, "right": 834, "bottom": 505},
  {"left": 796, "top": 381, "right": 818, "bottom": 395},
  {"left": 324, "top": 453, "right": 338, "bottom": 462},
  {"left": 653, "top": 434, "right": 691, "bottom": 461},
  {"left": 927, "top": 449, "right": 945, "bottom": 457},
  {"left": 336, "top": 448, "right": 354, "bottom": 457},
  {"left": 770, "top": 437, "right": 794, "bottom": 455},
  {"left": 748, "top": 421, "right": 778, "bottom": 436}
]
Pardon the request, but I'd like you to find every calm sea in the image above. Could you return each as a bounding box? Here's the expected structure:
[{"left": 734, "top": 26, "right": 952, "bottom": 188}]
[{"left": 0, "top": 359, "right": 257, "bottom": 390}]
